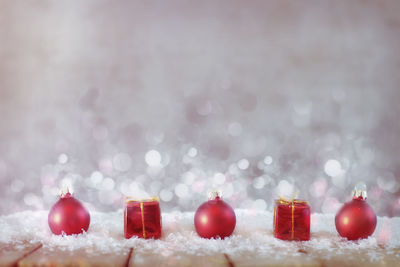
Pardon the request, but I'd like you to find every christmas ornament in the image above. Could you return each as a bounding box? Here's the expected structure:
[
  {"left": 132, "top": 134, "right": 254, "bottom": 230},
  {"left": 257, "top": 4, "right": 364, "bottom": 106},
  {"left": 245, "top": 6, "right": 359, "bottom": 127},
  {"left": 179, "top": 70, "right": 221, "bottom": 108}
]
[
  {"left": 194, "top": 190, "right": 236, "bottom": 239},
  {"left": 124, "top": 197, "right": 162, "bottom": 239},
  {"left": 48, "top": 189, "right": 90, "bottom": 235},
  {"left": 335, "top": 183, "right": 377, "bottom": 240},
  {"left": 273, "top": 195, "right": 310, "bottom": 241}
]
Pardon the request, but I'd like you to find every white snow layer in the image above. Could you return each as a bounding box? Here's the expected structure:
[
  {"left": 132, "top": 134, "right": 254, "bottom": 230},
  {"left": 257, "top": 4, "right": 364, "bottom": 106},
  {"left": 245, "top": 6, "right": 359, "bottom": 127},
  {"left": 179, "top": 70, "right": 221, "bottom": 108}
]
[{"left": 0, "top": 210, "right": 399, "bottom": 259}]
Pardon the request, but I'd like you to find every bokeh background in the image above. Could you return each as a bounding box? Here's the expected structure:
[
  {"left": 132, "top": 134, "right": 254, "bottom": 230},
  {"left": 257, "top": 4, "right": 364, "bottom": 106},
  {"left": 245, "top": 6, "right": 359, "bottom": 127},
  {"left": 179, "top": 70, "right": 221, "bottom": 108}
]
[{"left": 0, "top": 0, "right": 399, "bottom": 216}]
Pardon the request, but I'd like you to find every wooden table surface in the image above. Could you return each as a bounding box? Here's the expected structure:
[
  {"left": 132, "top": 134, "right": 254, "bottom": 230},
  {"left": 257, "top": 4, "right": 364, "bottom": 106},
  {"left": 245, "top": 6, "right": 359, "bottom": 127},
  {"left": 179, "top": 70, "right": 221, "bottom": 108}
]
[{"left": 2, "top": 241, "right": 399, "bottom": 267}]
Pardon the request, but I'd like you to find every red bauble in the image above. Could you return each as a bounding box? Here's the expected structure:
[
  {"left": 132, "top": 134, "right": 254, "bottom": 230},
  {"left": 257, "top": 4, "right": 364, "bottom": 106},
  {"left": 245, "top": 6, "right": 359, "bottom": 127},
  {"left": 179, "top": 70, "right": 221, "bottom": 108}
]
[
  {"left": 335, "top": 184, "right": 376, "bottom": 240},
  {"left": 194, "top": 192, "right": 236, "bottom": 239},
  {"left": 48, "top": 192, "right": 90, "bottom": 235}
]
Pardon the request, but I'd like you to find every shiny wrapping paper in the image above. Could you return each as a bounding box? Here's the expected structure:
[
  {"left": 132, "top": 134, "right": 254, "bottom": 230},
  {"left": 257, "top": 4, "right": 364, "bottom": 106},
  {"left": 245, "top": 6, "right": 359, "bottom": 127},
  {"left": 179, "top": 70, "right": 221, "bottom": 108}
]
[
  {"left": 273, "top": 198, "right": 310, "bottom": 241},
  {"left": 124, "top": 197, "right": 162, "bottom": 239}
]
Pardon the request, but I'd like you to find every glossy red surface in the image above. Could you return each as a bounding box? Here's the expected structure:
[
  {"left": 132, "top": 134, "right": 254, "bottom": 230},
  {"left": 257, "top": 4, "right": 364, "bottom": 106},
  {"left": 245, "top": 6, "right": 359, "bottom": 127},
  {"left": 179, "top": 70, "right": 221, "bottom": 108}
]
[
  {"left": 335, "top": 197, "right": 377, "bottom": 240},
  {"left": 48, "top": 193, "right": 90, "bottom": 235},
  {"left": 124, "top": 200, "right": 161, "bottom": 239},
  {"left": 274, "top": 200, "right": 310, "bottom": 241},
  {"left": 194, "top": 197, "right": 236, "bottom": 239}
]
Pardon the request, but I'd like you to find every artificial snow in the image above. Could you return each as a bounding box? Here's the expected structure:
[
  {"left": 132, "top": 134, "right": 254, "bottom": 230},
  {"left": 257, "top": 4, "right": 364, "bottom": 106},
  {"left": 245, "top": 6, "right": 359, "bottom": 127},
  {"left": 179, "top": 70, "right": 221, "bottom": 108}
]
[{"left": 0, "top": 210, "right": 399, "bottom": 262}]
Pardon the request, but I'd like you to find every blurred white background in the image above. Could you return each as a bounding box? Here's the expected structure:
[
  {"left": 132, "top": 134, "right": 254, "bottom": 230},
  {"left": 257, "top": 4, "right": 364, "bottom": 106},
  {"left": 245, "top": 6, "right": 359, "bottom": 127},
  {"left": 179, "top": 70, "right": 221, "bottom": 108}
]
[{"left": 0, "top": 0, "right": 399, "bottom": 216}]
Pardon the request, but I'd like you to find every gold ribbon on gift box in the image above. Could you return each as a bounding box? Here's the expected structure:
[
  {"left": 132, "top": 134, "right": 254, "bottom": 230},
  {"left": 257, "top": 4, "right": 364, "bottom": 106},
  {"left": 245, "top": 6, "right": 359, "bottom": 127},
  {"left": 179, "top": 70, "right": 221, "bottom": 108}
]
[
  {"left": 272, "top": 193, "right": 308, "bottom": 240},
  {"left": 125, "top": 196, "right": 160, "bottom": 238}
]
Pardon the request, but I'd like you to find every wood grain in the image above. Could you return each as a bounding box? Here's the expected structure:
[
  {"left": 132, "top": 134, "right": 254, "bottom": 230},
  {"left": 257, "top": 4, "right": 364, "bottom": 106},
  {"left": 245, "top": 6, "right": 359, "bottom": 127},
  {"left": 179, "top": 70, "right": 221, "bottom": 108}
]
[
  {"left": 0, "top": 243, "right": 42, "bottom": 267},
  {"left": 130, "top": 251, "right": 228, "bottom": 267},
  {"left": 18, "top": 247, "right": 130, "bottom": 267},
  {"left": 0, "top": 243, "right": 398, "bottom": 266}
]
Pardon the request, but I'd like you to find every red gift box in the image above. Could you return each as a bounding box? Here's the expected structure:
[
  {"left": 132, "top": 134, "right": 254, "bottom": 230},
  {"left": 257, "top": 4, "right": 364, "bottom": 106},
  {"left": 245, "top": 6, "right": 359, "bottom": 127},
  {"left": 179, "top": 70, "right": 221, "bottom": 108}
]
[
  {"left": 273, "top": 198, "right": 310, "bottom": 241},
  {"left": 124, "top": 197, "right": 162, "bottom": 239}
]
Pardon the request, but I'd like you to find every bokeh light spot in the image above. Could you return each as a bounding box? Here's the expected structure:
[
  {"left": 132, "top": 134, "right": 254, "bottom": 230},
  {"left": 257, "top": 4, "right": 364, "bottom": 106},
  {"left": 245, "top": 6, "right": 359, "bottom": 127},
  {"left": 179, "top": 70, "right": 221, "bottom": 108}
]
[
  {"left": 145, "top": 150, "right": 162, "bottom": 167},
  {"left": 237, "top": 159, "right": 250, "bottom": 170},
  {"left": 324, "top": 159, "right": 345, "bottom": 177}
]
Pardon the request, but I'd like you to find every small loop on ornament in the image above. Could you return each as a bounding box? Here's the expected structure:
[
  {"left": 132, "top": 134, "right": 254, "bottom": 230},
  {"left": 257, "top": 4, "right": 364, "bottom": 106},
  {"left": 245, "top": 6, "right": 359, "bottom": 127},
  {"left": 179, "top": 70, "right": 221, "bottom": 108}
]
[
  {"left": 60, "top": 187, "right": 72, "bottom": 198},
  {"left": 208, "top": 189, "right": 222, "bottom": 200},
  {"left": 352, "top": 182, "right": 367, "bottom": 200}
]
